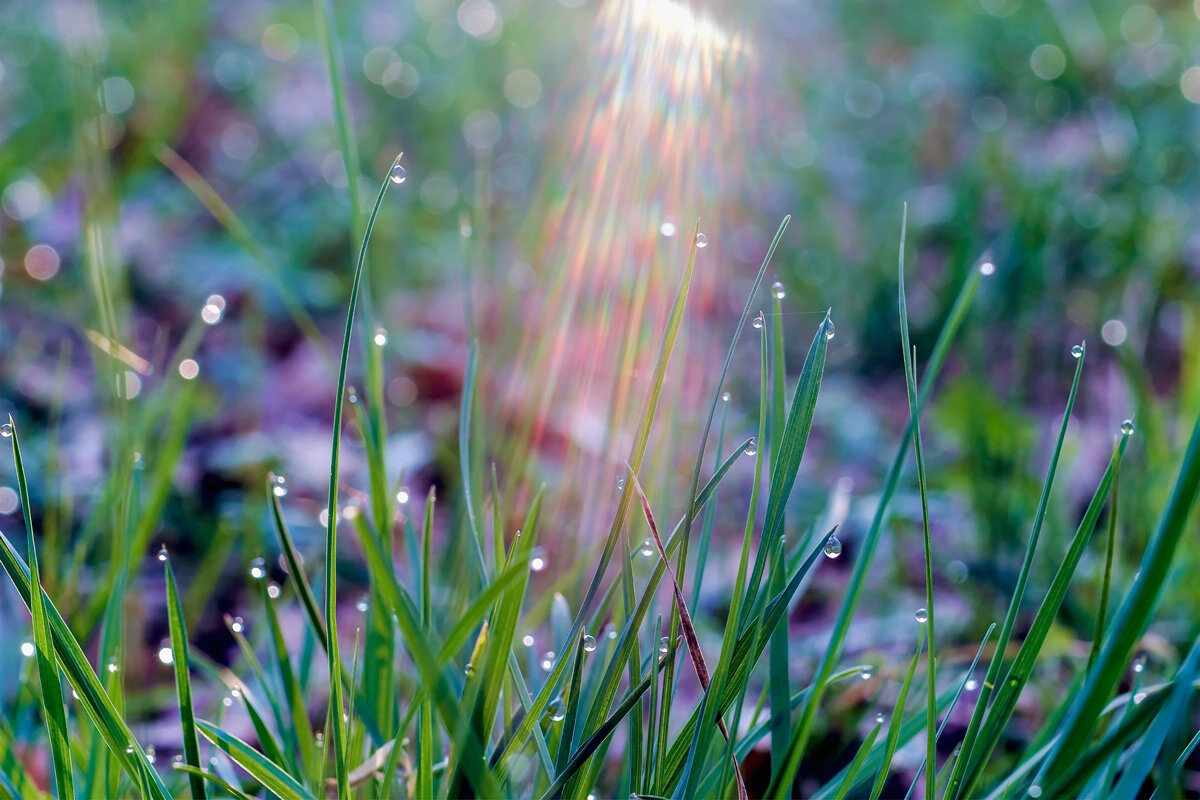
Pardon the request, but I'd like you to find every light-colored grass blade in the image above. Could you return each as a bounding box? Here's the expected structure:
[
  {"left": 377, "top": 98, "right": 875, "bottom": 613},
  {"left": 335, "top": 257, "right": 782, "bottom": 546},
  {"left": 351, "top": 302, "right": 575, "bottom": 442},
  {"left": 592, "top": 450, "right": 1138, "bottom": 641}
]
[
  {"left": 197, "top": 720, "right": 316, "bottom": 800},
  {"left": 867, "top": 627, "right": 926, "bottom": 800},
  {"left": 163, "top": 556, "right": 207, "bottom": 800}
]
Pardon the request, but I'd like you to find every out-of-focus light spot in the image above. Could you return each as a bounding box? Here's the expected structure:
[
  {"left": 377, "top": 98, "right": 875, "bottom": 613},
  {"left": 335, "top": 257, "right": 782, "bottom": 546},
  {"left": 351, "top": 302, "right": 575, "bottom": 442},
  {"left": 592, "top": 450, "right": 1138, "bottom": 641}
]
[
  {"left": 457, "top": 0, "right": 502, "bottom": 39},
  {"left": 1030, "top": 44, "right": 1065, "bottom": 80},
  {"left": 420, "top": 172, "right": 459, "bottom": 212},
  {"left": 25, "top": 244, "right": 60, "bottom": 280},
  {"left": 1120, "top": 5, "right": 1161, "bottom": 47},
  {"left": 844, "top": 80, "right": 882, "bottom": 118},
  {"left": 158, "top": 645, "right": 174, "bottom": 665},
  {"left": 100, "top": 76, "right": 135, "bottom": 114},
  {"left": 121, "top": 371, "right": 143, "bottom": 400},
  {"left": 979, "top": 0, "right": 1021, "bottom": 17},
  {"left": 463, "top": 110, "right": 502, "bottom": 152},
  {"left": 201, "top": 296, "right": 225, "bottom": 324},
  {"left": 387, "top": 375, "right": 418, "bottom": 406},
  {"left": 971, "top": 96, "right": 1007, "bottom": 131},
  {"left": 220, "top": 122, "right": 259, "bottom": 160},
  {"left": 320, "top": 152, "right": 349, "bottom": 188},
  {"left": 1182, "top": 66, "right": 1200, "bottom": 103},
  {"left": 1101, "top": 319, "right": 1128, "bottom": 346},
  {"left": 3, "top": 179, "right": 45, "bottom": 220},
  {"left": 504, "top": 69, "right": 542, "bottom": 108},
  {"left": 214, "top": 51, "right": 254, "bottom": 90},
  {"left": 779, "top": 129, "right": 816, "bottom": 168},
  {"left": 659, "top": 221, "right": 676, "bottom": 237},
  {"left": 363, "top": 47, "right": 399, "bottom": 84},
  {"left": 0, "top": 486, "right": 18, "bottom": 514},
  {"left": 383, "top": 60, "right": 421, "bottom": 98},
  {"left": 178, "top": 359, "right": 200, "bottom": 380},
  {"left": 1035, "top": 86, "right": 1070, "bottom": 119},
  {"left": 261, "top": 23, "right": 300, "bottom": 62},
  {"left": 21, "top": 641, "right": 35, "bottom": 658}
]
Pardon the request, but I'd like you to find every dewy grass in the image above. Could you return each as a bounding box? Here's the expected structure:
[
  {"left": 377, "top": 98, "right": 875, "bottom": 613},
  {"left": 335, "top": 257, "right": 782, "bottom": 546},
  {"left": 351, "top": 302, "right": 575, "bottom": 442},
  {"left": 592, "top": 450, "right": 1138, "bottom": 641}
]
[{"left": 3, "top": 140, "right": 1200, "bottom": 800}]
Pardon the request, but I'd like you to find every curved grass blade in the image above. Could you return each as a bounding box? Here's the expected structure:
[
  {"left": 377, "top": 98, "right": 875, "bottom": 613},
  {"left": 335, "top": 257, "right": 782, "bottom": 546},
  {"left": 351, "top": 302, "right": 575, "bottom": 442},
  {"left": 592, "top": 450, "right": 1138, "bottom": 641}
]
[
  {"left": 1087, "top": 450, "right": 1119, "bottom": 672},
  {"left": 788, "top": 247, "right": 984, "bottom": 771},
  {"left": 268, "top": 482, "right": 327, "bottom": 652},
  {"left": 1149, "top": 728, "right": 1200, "bottom": 800},
  {"left": 322, "top": 154, "right": 405, "bottom": 799},
  {"left": 163, "top": 557, "right": 207, "bottom": 800},
  {"left": 867, "top": 628, "right": 926, "bottom": 800},
  {"left": 7, "top": 419, "right": 73, "bottom": 800},
  {"left": 171, "top": 764, "right": 256, "bottom": 800},
  {"left": 947, "top": 340, "right": 1088, "bottom": 799},
  {"left": 1034, "top": 412, "right": 1200, "bottom": 784},
  {"left": 958, "top": 434, "right": 1127, "bottom": 796},
  {"left": 197, "top": 720, "right": 316, "bottom": 800}
]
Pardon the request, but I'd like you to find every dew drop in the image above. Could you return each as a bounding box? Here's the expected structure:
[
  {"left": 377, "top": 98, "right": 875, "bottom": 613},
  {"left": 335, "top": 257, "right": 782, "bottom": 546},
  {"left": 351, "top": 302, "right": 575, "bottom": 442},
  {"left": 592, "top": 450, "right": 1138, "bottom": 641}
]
[
  {"left": 823, "top": 535, "right": 842, "bottom": 559},
  {"left": 721, "top": 391, "right": 731, "bottom": 403},
  {"left": 979, "top": 260, "right": 996, "bottom": 276},
  {"left": 1027, "top": 785, "right": 1042, "bottom": 798},
  {"left": 694, "top": 232, "right": 708, "bottom": 248},
  {"left": 540, "top": 651, "right": 556, "bottom": 671},
  {"left": 158, "top": 644, "right": 174, "bottom": 665},
  {"left": 249, "top": 557, "right": 267, "bottom": 580},
  {"left": 396, "top": 487, "right": 411, "bottom": 504},
  {"left": 1133, "top": 691, "right": 1147, "bottom": 704},
  {"left": 617, "top": 477, "right": 626, "bottom": 493},
  {"left": 641, "top": 538, "right": 655, "bottom": 558},
  {"left": 1071, "top": 343, "right": 1084, "bottom": 359},
  {"left": 271, "top": 474, "right": 288, "bottom": 497},
  {"left": 859, "top": 666, "right": 873, "bottom": 680},
  {"left": 230, "top": 616, "right": 244, "bottom": 633},
  {"left": 1132, "top": 654, "right": 1145, "bottom": 673},
  {"left": 752, "top": 311, "right": 764, "bottom": 330},
  {"left": 267, "top": 582, "right": 281, "bottom": 599},
  {"left": 356, "top": 597, "right": 369, "bottom": 613},
  {"left": 548, "top": 697, "right": 566, "bottom": 722},
  {"left": 146, "top": 746, "right": 157, "bottom": 764},
  {"left": 125, "top": 745, "right": 135, "bottom": 755},
  {"left": 172, "top": 755, "right": 183, "bottom": 765},
  {"left": 744, "top": 438, "right": 758, "bottom": 457},
  {"left": 965, "top": 679, "right": 979, "bottom": 691},
  {"left": 20, "top": 641, "right": 34, "bottom": 658},
  {"left": 607, "top": 628, "right": 618, "bottom": 640},
  {"left": 915, "top": 607, "right": 928, "bottom": 623},
  {"left": 583, "top": 634, "right": 597, "bottom": 652},
  {"left": 106, "top": 658, "right": 119, "bottom": 674},
  {"left": 522, "top": 634, "right": 534, "bottom": 647},
  {"left": 530, "top": 546, "right": 547, "bottom": 572},
  {"left": 1121, "top": 419, "right": 1135, "bottom": 436},
  {"left": 0, "top": 423, "right": 11, "bottom": 439},
  {"left": 825, "top": 319, "right": 836, "bottom": 340},
  {"left": 157, "top": 544, "right": 169, "bottom": 562},
  {"left": 390, "top": 163, "right": 407, "bottom": 185},
  {"left": 875, "top": 712, "right": 886, "bottom": 725},
  {"left": 771, "top": 281, "right": 786, "bottom": 300},
  {"left": 658, "top": 636, "right": 670, "bottom": 655},
  {"left": 374, "top": 327, "right": 388, "bottom": 347}
]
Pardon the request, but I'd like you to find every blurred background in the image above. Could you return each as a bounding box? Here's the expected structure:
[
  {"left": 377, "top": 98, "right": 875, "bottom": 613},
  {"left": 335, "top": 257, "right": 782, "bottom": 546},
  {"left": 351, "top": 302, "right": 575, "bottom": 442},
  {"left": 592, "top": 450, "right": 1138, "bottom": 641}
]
[{"left": 2, "top": 0, "right": 1199, "bottom": 788}]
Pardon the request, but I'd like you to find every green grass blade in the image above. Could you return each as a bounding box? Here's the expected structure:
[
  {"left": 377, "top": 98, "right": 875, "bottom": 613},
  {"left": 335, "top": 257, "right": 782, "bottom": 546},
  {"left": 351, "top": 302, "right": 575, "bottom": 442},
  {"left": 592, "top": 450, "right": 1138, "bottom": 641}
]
[
  {"left": 832, "top": 722, "right": 883, "bottom": 800},
  {"left": 170, "top": 764, "right": 256, "bottom": 800},
  {"left": 269, "top": 481, "right": 328, "bottom": 652},
  {"left": 197, "top": 720, "right": 316, "bottom": 800},
  {"left": 1149, "top": 727, "right": 1200, "bottom": 800},
  {"left": 947, "top": 340, "right": 1087, "bottom": 799},
  {"left": 867, "top": 627, "right": 926, "bottom": 800},
  {"left": 1108, "top": 635, "right": 1200, "bottom": 798},
  {"left": 459, "top": 341, "right": 488, "bottom": 579},
  {"left": 958, "top": 434, "right": 1127, "bottom": 795},
  {"left": 1035, "top": 411, "right": 1200, "bottom": 783},
  {"left": 163, "top": 557, "right": 207, "bottom": 800},
  {"left": 789, "top": 255, "right": 983, "bottom": 773},
  {"left": 8, "top": 418, "right": 73, "bottom": 800},
  {"left": 322, "top": 154, "right": 404, "bottom": 799},
  {"left": 1087, "top": 450, "right": 1119, "bottom": 672}
]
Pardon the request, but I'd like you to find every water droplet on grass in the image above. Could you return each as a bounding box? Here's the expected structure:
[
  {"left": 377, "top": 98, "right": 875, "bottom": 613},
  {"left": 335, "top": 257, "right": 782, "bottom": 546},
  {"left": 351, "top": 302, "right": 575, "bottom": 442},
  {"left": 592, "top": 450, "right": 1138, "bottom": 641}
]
[
  {"left": 658, "top": 636, "right": 669, "bottom": 654},
  {"left": 752, "top": 311, "right": 764, "bottom": 330},
  {"left": 825, "top": 319, "right": 836, "bottom": 340},
  {"left": 641, "top": 539, "right": 655, "bottom": 558},
  {"left": 540, "top": 651, "right": 556, "bottom": 671},
  {"left": 271, "top": 474, "right": 288, "bottom": 497},
  {"left": 390, "top": 163, "right": 407, "bottom": 185},
  {"left": 1027, "top": 785, "right": 1042, "bottom": 798},
  {"left": 548, "top": 698, "right": 566, "bottom": 722},
  {"left": 356, "top": 597, "right": 369, "bottom": 613},
  {"left": 915, "top": 607, "right": 928, "bottom": 623},
  {"left": 1121, "top": 419, "right": 1135, "bottom": 436},
  {"left": 230, "top": 616, "right": 244, "bottom": 633},
  {"left": 106, "top": 658, "right": 119, "bottom": 673},
  {"left": 157, "top": 544, "right": 168, "bottom": 562},
  {"left": 695, "top": 232, "right": 708, "bottom": 248},
  {"left": 0, "top": 424, "right": 11, "bottom": 439},
  {"left": 249, "top": 557, "right": 266, "bottom": 580},
  {"left": 859, "top": 666, "right": 873, "bottom": 680},
  {"left": 744, "top": 439, "right": 757, "bottom": 457},
  {"left": 875, "top": 712, "right": 886, "bottom": 725},
  {"left": 771, "top": 281, "right": 786, "bottom": 299},
  {"left": 823, "top": 535, "right": 842, "bottom": 558},
  {"left": 1071, "top": 343, "right": 1084, "bottom": 358},
  {"left": 374, "top": 328, "right": 388, "bottom": 346},
  {"left": 1132, "top": 654, "right": 1145, "bottom": 673},
  {"left": 721, "top": 391, "right": 731, "bottom": 403},
  {"left": 979, "top": 260, "right": 996, "bottom": 276},
  {"left": 583, "top": 634, "right": 597, "bottom": 652}
]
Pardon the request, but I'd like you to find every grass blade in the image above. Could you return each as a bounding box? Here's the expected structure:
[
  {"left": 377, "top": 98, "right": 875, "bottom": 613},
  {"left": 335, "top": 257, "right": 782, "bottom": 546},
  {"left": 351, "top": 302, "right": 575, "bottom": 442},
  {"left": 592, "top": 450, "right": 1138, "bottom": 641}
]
[
  {"left": 1035, "top": 411, "right": 1200, "bottom": 783},
  {"left": 163, "top": 556, "right": 207, "bottom": 800},
  {"left": 197, "top": 720, "right": 317, "bottom": 800},
  {"left": 8, "top": 418, "right": 73, "bottom": 800},
  {"left": 867, "top": 627, "right": 926, "bottom": 800},
  {"left": 832, "top": 722, "right": 883, "bottom": 800}
]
